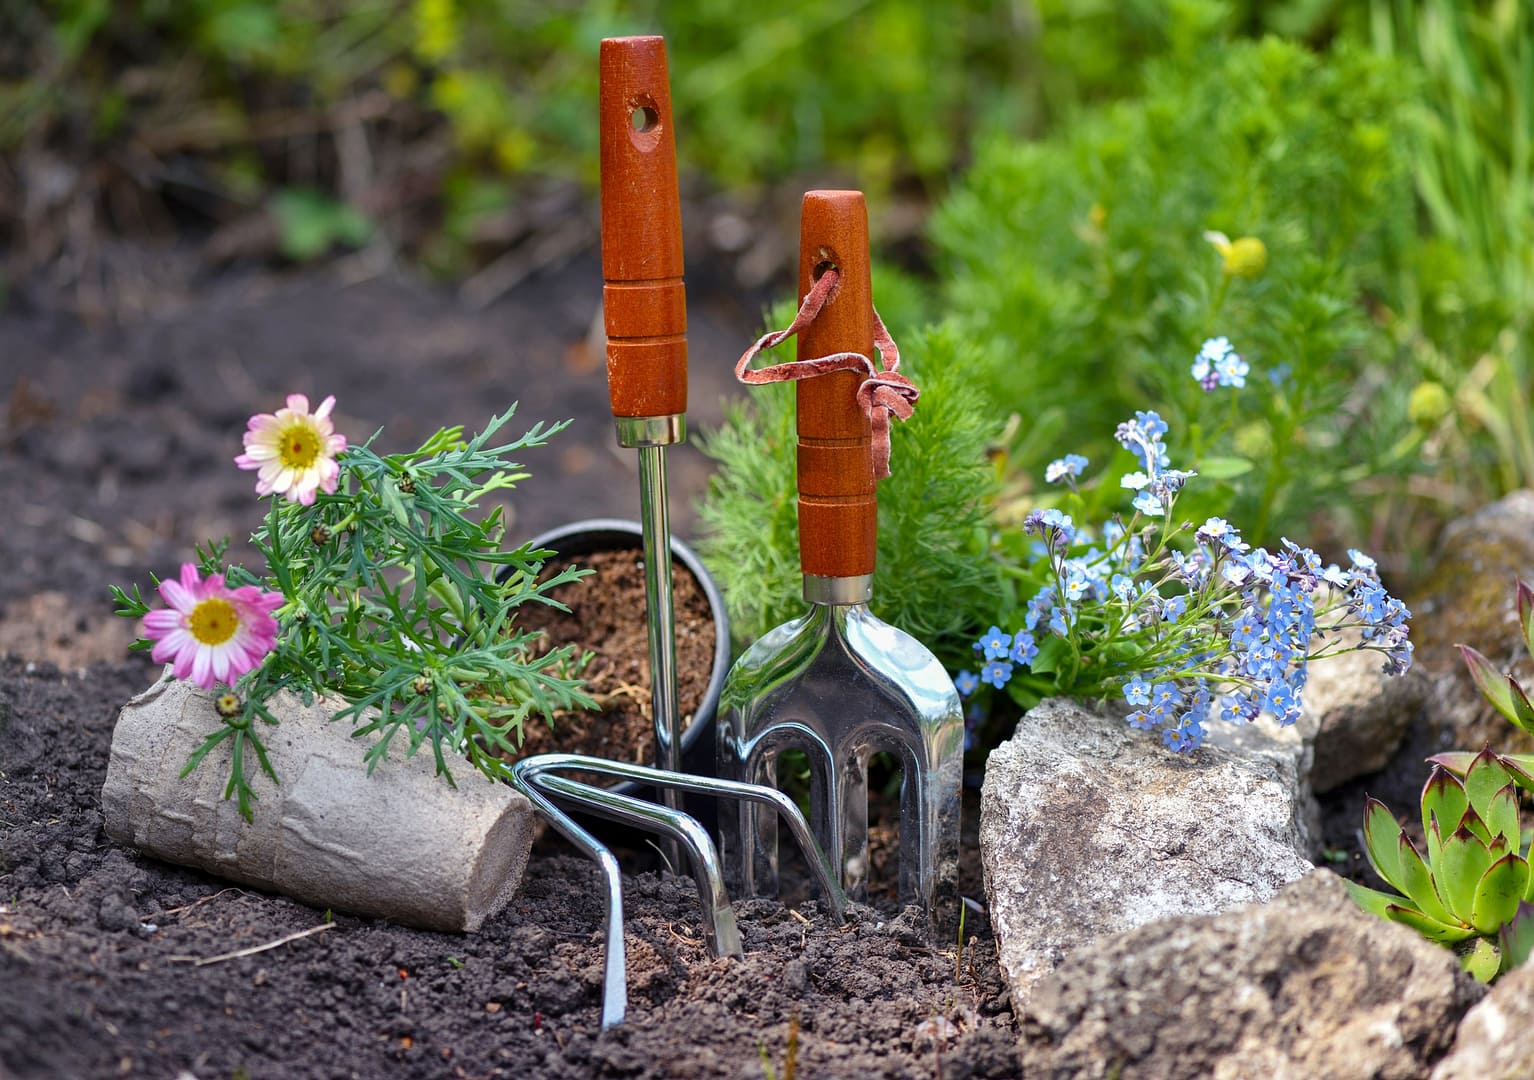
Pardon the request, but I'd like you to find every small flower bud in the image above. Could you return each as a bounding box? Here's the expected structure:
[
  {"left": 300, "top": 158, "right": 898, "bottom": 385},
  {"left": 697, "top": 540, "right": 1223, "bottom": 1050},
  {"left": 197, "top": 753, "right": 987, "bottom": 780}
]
[
  {"left": 1222, "top": 237, "right": 1267, "bottom": 278},
  {"left": 397, "top": 473, "right": 417, "bottom": 495},
  {"left": 1408, "top": 381, "right": 1451, "bottom": 427},
  {"left": 412, "top": 674, "right": 432, "bottom": 696},
  {"left": 214, "top": 692, "right": 241, "bottom": 718},
  {"left": 1203, "top": 230, "right": 1267, "bottom": 278},
  {"left": 310, "top": 523, "right": 333, "bottom": 545}
]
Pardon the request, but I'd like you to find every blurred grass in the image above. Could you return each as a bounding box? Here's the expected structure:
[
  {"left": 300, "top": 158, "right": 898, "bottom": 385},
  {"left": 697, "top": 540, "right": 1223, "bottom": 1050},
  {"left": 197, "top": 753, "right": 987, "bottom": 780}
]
[
  {"left": 0, "top": 1, "right": 1304, "bottom": 279},
  {"left": 5, "top": 0, "right": 1534, "bottom": 581}
]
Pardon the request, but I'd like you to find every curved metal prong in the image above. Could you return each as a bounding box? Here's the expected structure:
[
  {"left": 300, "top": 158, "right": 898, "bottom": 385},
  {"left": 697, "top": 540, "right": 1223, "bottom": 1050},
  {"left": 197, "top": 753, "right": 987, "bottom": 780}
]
[
  {"left": 505, "top": 762, "right": 626, "bottom": 1030},
  {"left": 521, "top": 754, "right": 849, "bottom": 922},
  {"left": 534, "top": 773, "right": 742, "bottom": 958}
]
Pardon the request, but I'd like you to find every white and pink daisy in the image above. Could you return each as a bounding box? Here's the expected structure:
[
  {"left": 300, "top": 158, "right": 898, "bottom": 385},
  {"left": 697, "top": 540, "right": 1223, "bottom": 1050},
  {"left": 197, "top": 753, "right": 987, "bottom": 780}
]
[
  {"left": 142, "top": 564, "right": 283, "bottom": 690},
  {"left": 235, "top": 393, "right": 347, "bottom": 505}
]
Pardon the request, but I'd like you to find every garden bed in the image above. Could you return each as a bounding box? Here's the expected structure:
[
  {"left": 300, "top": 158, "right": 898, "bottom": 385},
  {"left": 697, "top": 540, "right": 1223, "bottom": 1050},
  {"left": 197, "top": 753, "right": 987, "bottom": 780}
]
[
  {"left": 0, "top": 261, "right": 1016, "bottom": 1078},
  {"left": 0, "top": 656, "right": 1016, "bottom": 1080}
]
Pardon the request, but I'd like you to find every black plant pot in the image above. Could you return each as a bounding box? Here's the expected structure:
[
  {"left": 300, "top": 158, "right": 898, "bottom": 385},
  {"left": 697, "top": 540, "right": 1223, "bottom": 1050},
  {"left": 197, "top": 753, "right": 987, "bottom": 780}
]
[{"left": 512, "top": 518, "right": 731, "bottom": 807}]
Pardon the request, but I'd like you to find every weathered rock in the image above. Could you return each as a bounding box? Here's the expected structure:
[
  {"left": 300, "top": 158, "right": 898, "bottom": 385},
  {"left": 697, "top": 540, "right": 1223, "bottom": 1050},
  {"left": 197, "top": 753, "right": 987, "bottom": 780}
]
[
  {"left": 101, "top": 673, "right": 535, "bottom": 932},
  {"left": 1021, "top": 870, "right": 1483, "bottom": 1080},
  {"left": 1430, "top": 962, "right": 1534, "bottom": 1080},
  {"left": 1410, "top": 490, "right": 1534, "bottom": 757},
  {"left": 1302, "top": 644, "right": 1432, "bottom": 794},
  {"left": 980, "top": 698, "right": 1314, "bottom": 1006}
]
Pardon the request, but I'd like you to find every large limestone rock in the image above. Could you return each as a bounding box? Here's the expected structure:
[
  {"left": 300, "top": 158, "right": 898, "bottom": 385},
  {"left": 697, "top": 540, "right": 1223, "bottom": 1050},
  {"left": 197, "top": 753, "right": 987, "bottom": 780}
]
[
  {"left": 1019, "top": 870, "right": 1482, "bottom": 1079},
  {"left": 1430, "top": 962, "right": 1534, "bottom": 1080},
  {"left": 102, "top": 673, "right": 535, "bottom": 932},
  {"left": 980, "top": 698, "right": 1314, "bottom": 1005}
]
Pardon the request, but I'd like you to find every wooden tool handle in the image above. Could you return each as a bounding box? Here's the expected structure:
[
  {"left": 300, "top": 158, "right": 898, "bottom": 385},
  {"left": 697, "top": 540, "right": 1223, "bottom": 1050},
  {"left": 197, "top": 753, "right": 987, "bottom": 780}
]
[
  {"left": 796, "top": 190, "right": 876, "bottom": 579},
  {"left": 599, "top": 35, "right": 687, "bottom": 420}
]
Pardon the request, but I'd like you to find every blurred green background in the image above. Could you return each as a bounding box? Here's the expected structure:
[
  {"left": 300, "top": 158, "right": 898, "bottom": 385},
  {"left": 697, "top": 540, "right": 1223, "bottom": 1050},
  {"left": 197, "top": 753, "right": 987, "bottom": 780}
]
[{"left": 4, "top": 0, "right": 1532, "bottom": 658}]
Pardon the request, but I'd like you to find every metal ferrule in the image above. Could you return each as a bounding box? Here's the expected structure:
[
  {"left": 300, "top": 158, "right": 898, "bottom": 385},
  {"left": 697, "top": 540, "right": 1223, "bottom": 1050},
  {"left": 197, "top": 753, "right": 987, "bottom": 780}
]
[
  {"left": 803, "top": 573, "right": 872, "bottom": 606},
  {"left": 615, "top": 414, "right": 685, "bottom": 448}
]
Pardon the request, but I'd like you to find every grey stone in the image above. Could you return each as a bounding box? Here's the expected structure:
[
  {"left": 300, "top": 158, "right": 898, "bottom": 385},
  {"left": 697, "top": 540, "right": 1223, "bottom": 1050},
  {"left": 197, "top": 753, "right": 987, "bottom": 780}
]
[
  {"left": 1410, "top": 490, "right": 1534, "bottom": 757},
  {"left": 1430, "top": 962, "right": 1534, "bottom": 1080},
  {"left": 1021, "top": 870, "right": 1482, "bottom": 1080},
  {"left": 101, "top": 672, "right": 535, "bottom": 932},
  {"left": 1302, "top": 642, "right": 1432, "bottom": 794},
  {"left": 980, "top": 697, "right": 1315, "bottom": 1007}
]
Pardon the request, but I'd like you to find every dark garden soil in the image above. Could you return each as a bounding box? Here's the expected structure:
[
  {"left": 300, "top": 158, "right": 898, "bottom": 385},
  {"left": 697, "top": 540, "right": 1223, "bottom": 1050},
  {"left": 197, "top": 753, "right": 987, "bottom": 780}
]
[
  {"left": 512, "top": 548, "right": 714, "bottom": 774},
  {"left": 0, "top": 257, "right": 1019, "bottom": 1079}
]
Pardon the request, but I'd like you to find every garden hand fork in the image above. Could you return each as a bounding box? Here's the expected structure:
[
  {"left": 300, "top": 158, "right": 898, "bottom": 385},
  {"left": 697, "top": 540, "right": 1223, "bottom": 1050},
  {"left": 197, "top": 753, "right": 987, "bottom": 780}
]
[
  {"left": 717, "top": 191, "right": 965, "bottom": 932},
  {"left": 598, "top": 36, "right": 689, "bottom": 831}
]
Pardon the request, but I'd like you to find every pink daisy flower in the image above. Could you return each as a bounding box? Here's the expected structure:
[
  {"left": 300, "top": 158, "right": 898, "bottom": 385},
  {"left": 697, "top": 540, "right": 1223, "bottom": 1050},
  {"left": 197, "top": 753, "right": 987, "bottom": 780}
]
[
  {"left": 235, "top": 393, "right": 347, "bottom": 505},
  {"left": 142, "top": 564, "right": 283, "bottom": 690}
]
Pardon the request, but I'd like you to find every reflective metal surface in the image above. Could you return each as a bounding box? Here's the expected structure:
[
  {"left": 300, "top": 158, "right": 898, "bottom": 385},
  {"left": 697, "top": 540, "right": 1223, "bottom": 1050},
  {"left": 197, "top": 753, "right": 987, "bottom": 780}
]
[
  {"left": 509, "top": 754, "right": 848, "bottom": 1030},
  {"left": 505, "top": 764, "right": 628, "bottom": 1030},
  {"left": 717, "top": 599, "right": 964, "bottom": 933},
  {"left": 803, "top": 573, "right": 873, "bottom": 606},
  {"left": 636, "top": 445, "right": 683, "bottom": 849},
  {"left": 614, "top": 414, "right": 685, "bottom": 448},
  {"left": 537, "top": 772, "right": 742, "bottom": 958}
]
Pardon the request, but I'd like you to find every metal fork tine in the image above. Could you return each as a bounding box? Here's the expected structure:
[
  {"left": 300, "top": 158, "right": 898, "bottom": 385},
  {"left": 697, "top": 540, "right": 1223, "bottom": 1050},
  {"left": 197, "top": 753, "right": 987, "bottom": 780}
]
[{"left": 504, "top": 765, "right": 628, "bottom": 1030}]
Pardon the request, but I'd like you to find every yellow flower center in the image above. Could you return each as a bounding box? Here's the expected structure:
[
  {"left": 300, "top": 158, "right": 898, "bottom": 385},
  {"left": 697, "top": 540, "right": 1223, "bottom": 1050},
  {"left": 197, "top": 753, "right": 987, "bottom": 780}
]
[
  {"left": 278, "top": 422, "right": 322, "bottom": 470},
  {"left": 189, "top": 598, "right": 239, "bottom": 646}
]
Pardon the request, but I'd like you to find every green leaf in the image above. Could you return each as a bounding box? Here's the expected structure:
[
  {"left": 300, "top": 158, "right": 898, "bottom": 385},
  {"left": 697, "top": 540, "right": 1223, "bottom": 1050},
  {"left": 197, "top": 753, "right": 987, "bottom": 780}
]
[
  {"left": 1385, "top": 904, "right": 1477, "bottom": 944},
  {"left": 1499, "top": 902, "right": 1534, "bottom": 969},
  {"left": 1397, "top": 833, "right": 1459, "bottom": 926},
  {"left": 1427, "top": 814, "right": 1447, "bottom": 874},
  {"left": 1440, "top": 827, "right": 1496, "bottom": 924},
  {"left": 273, "top": 188, "right": 374, "bottom": 263},
  {"left": 1029, "top": 635, "right": 1070, "bottom": 677},
  {"left": 1421, "top": 767, "right": 1468, "bottom": 846},
  {"left": 1471, "top": 853, "right": 1530, "bottom": 934},
  {"left": 1509, "top": 679, "right": 1534, "bottom": 737},
  {"left": 1363, "top": 797, "right": 1405, "bottom": 889},
  {"left": 1465, "top": 749, "right": 1515, "bottom": 820},
  {"left": 1194, "top": 455, "right": 1254, "bottom": 480},
  {"left": 1484, "top": 784, "right": 1522, "bottom": 849},
  {"left": 1345, "top": 880, "right": 1410, "bottom": 919},
  {"left": 1518, "top": 580, "right": 1534, "bottom": 657},
  {"left": 1427, "top": 751, "right": 1478, "bottom": 778},
  {"left": 1459, "top": 645, "right": 1519, "bottom": 726},
  {"left": 200, "top": 3, "right": 281, "bottom": 61},
  {"left": 1459, "top": 936, "right": 1503, "bottom": 983},
  {"left": 1460, "top": 805, "right": 1494, "bottom": 847},
  {"left": 1504, "top": 755, "right": 1534, "bottom": 791}
]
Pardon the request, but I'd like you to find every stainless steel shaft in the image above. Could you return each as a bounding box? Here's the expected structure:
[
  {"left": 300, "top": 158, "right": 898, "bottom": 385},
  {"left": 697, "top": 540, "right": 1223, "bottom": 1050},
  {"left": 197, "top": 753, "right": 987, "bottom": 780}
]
[{"left": 637, "top": 443, "right": 683, "bottom": 820}]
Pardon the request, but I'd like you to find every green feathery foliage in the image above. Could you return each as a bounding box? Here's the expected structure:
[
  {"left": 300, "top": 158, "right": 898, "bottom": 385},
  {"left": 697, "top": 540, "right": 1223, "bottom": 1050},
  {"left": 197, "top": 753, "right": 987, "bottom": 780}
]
[
  {"left": 696, "top": 305, "right": 1005, "bottom": 668},
  {"left": 930, "top": 35, "right": 1422, "bottom": 547}
]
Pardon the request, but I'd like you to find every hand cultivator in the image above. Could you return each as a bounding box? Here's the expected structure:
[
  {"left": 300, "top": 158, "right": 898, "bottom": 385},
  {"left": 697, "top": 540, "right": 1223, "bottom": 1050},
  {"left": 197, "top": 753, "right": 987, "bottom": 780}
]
[
  {"left": 510, "top": 34, "right": 963, "bottom": 1029},
  {"left": 507, "top": 755, "right": 847, "bottom": 1030}
]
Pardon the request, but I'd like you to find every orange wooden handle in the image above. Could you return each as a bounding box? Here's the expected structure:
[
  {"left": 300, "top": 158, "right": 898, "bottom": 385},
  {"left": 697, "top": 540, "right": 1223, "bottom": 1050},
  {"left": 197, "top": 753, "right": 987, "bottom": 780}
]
[
  {"left": 796, "top": 190, "right": 876, "bottom": 579},
  {"left": 599, "top": 35, "right": 687, "bottom": 420}
]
